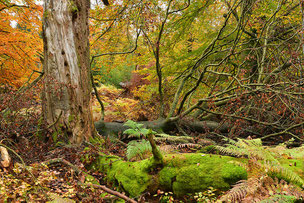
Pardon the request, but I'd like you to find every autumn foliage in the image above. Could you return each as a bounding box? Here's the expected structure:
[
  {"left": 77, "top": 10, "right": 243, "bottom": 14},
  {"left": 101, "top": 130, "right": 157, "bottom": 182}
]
[{"left": 0, "top": 0, "right": 42, "bottom": 88}]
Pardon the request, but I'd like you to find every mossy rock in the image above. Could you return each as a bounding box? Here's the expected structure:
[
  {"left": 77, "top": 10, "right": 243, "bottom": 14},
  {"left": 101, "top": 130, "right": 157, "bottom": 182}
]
[{"left": 91, "top": 153, "right": 247, "bottom": 197}]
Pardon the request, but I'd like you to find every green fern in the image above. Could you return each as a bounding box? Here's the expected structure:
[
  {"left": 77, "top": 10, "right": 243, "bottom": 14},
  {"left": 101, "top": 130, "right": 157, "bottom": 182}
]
[
  {"left": 126, "top": 139, "right": 152, "bottom": 160},
  {"left": 123, "top": 120, "right": 156, "bottom": 138},
  {"left": 217, "top": 138, "right": 304, "bottom": 187},
  {"left": 216, "top": 138, "right": 278, "bottom": 162}
]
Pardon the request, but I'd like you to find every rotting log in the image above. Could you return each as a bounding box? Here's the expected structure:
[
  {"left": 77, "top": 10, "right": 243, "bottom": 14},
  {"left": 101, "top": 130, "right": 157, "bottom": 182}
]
[{"left": 94, "top": 118, "right": 230, "bottom": 138}]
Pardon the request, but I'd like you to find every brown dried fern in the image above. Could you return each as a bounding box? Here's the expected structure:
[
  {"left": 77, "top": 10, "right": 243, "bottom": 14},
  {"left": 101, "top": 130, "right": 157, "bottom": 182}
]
[
  {"left": 177, "top": 143, "right": 202, "bottom": 149},
  {"left": 218, "top": 138, "right": 304, "bottom": 202},
  {"left": 221, "top": 176, "right": 304, "bottom": 202},
  {"left": 217, "top": 138, "right": 304, "bottom": 187}
]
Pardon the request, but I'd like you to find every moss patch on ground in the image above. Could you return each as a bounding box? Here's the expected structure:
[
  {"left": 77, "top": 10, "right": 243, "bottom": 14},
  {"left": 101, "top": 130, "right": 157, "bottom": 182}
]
[{"left": 280, "top": 159, "right": 304, "bottom": 177}]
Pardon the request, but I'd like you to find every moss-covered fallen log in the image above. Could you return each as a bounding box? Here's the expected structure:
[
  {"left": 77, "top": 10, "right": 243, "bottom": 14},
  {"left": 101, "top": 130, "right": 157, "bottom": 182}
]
[{"left": 90, "top": 153, "right": 247, "bottom": 197}]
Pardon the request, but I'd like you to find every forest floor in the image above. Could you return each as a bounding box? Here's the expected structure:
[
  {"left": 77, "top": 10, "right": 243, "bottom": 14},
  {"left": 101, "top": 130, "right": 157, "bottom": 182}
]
[
  {"left": 0, "top": 85, "right": 299, "bottom": 202},
  {"left": 0, "top": 84, "right": 215, "bottom": 202},
  {"left": 1, "top": 132, "right": 209, "bottom": 202}
]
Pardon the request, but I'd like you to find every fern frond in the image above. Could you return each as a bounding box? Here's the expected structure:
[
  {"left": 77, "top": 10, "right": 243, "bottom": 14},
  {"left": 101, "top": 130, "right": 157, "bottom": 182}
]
[
  {"left": 126, "top": 140, "right": 152, "bottom": 160},
  {"left": 215, "top": 145, "right": 245, "bottom": 157},
  {"left": 220, "top": 179, "right": 248, "bottom": 202},
  {"left": 223, "top": 175, "right": 304, "bottom": 202},
  {"left": 218, "top": 138, "right": 304, "bottom": 193},
  {"left": 265, "top": 163, "right": 304, "bottom": 187},
  {"left": 217, "top": 138, "right": 278, "bottom": 162}
]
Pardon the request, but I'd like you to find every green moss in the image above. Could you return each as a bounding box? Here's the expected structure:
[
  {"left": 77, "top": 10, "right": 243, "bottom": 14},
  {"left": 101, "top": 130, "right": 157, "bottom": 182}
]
[
  {"left": 91, "top": 153, "right": 247, "bottom": 197},
  {"left": 85, "top": 174, "right": 99, "bottom": 185},
  {"left": 93, "top": 155, "right": 153, "bottom": 197},
  {"left": 279, "top": 159, "right": 304, "bottom": 178},
  {"left": 108, "top": 160, "right": 151, "bottom": 197},
  {"left": 160, "top": 154, "right": 247, "bottom": 197},
  {"left": 159, "top": 165, "right": 177, "bottom": 190},
  {"left": 260, "top": 195, "right": 298, "bottom": 203}
]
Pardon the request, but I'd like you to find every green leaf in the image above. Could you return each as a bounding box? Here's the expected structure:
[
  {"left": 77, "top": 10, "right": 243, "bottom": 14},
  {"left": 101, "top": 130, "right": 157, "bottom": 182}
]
[
  {"left": 126, "top": 139, "right": 152, "bottom": 160},
  {"left": 140, "top": 128, "right": 149, "bottom": 136},
  {"left": 124, "top": 120, "right": 138, "bottom": 129},
  {"left": 123, "top": 129, "right": 137, "bottom": 135},
  {"left": 128, "top": 131, "right": 141, "bottom": 138}
]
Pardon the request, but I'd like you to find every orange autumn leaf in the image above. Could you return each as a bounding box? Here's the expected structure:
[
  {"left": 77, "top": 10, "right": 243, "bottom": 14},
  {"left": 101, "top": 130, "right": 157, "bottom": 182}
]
[{"left": 0, "top": 0, "right": 43, "bottom": 88}]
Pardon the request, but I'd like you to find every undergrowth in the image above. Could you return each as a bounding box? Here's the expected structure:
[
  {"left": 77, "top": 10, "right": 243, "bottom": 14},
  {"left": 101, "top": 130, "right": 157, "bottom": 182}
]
[{"left": 217, "top": 138, "right": 304, "bottom": 202}]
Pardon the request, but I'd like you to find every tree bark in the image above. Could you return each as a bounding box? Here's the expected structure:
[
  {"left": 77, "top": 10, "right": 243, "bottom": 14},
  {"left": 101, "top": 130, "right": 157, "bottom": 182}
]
[{"left": 42, "top": 0, "right": 95, "bottom": 144}]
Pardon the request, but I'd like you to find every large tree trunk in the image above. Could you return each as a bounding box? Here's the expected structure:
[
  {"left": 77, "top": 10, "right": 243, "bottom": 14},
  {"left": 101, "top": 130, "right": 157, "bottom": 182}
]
[{"left": 42, "top": 0, "right": 95, "bottom": 144}]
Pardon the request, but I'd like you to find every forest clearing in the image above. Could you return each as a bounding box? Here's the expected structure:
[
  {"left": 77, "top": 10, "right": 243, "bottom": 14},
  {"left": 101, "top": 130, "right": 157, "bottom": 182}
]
[{"left": 1, "top": 0, "right": 304, "bottom": 202}]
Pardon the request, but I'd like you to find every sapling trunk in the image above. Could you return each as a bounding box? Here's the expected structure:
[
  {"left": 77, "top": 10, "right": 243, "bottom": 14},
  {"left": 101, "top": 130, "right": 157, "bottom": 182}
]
[{"left": 147, "top": 133, "right": 163, "bottom": 167}]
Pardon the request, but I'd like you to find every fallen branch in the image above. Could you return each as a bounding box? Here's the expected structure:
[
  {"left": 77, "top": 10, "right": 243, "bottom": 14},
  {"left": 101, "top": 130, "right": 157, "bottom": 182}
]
[
  {"left": 260, "top": 121, "right": 304, "bottom": 141},
  {"left": 42, "top": 158, "right": 82, "bottom": 174},
  {"left": 86, "top": 183, "right": 137, "bottom": 203}
]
